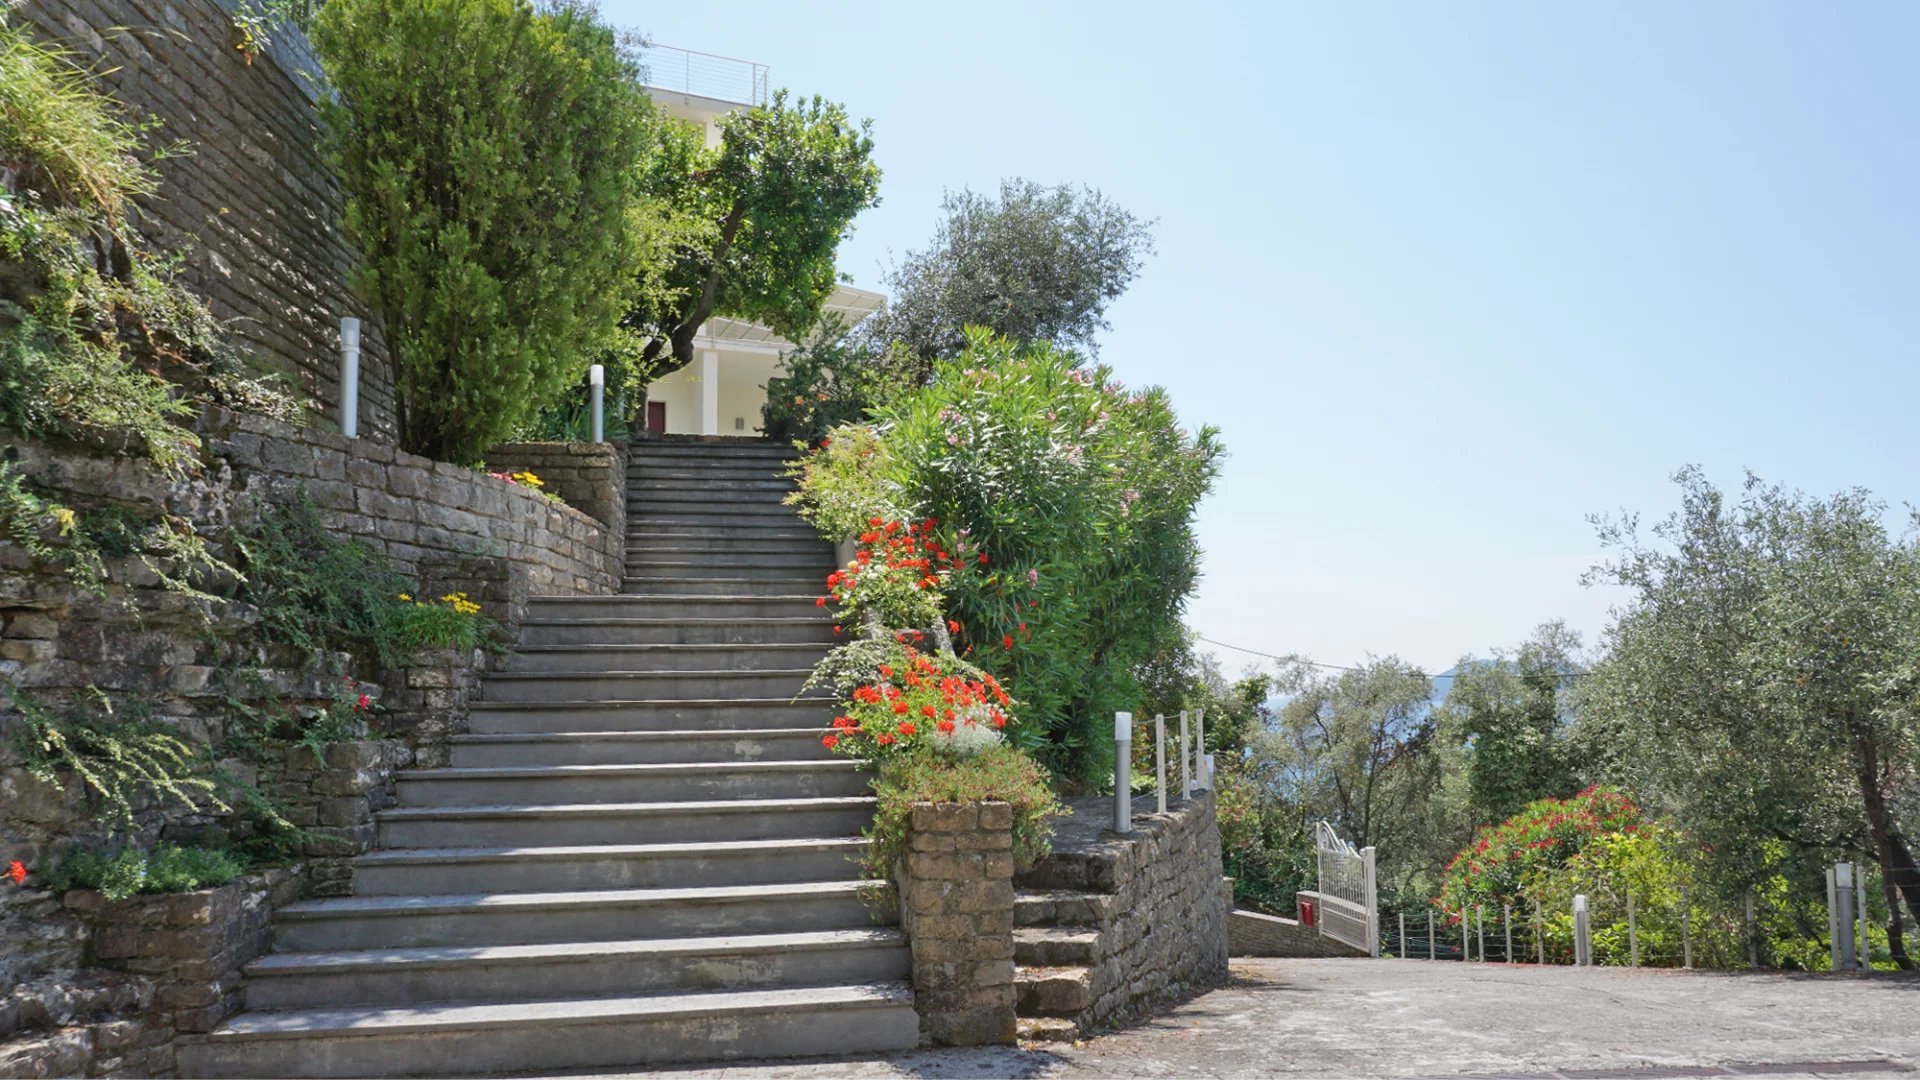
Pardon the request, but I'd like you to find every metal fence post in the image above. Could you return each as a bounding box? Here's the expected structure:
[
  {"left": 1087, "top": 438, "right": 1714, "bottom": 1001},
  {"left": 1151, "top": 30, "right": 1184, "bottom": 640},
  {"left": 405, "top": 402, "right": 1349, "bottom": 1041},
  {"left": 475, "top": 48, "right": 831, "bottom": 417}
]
[
  {"left": 1398, "top": 912, "right": 1406, "bottom": 958},
  {"left": 1179, "top": 710, "right": 1191, "bottom": 799},
  {"left": 1627, "top": 891, "right": 1639, "bottom": 967},
  {"left": 1573, "top": 894, "right": 1592, "bottom": 966},
  {"left": 1113, "top": 712, "right": 1132, "bottom": 834},
  {"left": 1194, "top": 708, "right": 1208, "bottom": 790},
  {"left": 1154, "top": 714, "right": 1167, "bottom": 815},
  {"left": 1681, "top": 888, "right": 1693, "bottom": 969},
  {"left": 588, "top": 364, "right": 605, "bottom": 443},
  {"left": 1504, "top": 903, "right": 1513, "bottom": 964},
  {"left": 1363, "top": 846, "right": 1380, "bottom": 958},
  {"left": 1830, "top": 863, "right": 1857, "bottom": 970},
  {"left": 1427, "top": 910, "right": 1436, "bottom": 961},
  {"left": 1535, "top": 904, "right": 1545, "bottom": 965},
  {"left": 1476, "top": 905, "right": 1485, "bottom": 963},
  {"left": 339, "top": 317, "right": 361, "bottom": 438}
]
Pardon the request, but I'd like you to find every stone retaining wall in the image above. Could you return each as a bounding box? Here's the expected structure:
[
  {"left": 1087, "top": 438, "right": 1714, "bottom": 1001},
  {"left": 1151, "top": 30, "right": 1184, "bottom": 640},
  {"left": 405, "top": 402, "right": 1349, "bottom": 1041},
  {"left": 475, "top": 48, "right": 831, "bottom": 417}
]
[
  {"left": 17, "top": 0, "right": 396, "bottom": 442},
  {"left": 484, "top": 442, "right": 628, "bottom": 539},
  {"left": 1227, "top": 907, "right": 1368, "bottom": 958},
  {"left": 1017, "top": 792, "right": 1231, "bottom": 1031}
]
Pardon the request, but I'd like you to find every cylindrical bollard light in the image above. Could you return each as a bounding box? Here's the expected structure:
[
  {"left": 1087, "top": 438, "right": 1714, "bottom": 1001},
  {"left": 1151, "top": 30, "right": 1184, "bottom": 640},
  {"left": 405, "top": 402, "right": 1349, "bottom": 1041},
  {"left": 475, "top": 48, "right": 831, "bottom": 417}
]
[
  {"left": 339, "top": 317, "right": 361, "bottom": 439},
  {"left": 1573, "top": 894, "right": 1592, "bottom": 966},
  {"left": 1154, "top": 713, "right": 1167, "bottom": 814},
  {"left": 1113, "top": 712, "right": 1133, "bottom": 834},
  {"left": 1179, "top": 710, "right": 1191, "bottom": 799},
  {"left": 1194, "top": 708, "right": 1207, "bottom": 790},
  {"left": 589, "top": 364, "right": 605, "bottom": 443}
]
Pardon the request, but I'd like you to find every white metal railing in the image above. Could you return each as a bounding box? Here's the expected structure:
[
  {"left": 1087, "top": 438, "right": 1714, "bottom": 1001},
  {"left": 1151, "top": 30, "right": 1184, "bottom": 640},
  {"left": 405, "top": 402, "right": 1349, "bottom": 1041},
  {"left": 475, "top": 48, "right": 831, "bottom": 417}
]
[
  {"left": 636, "top": 43, "right": 769, "bottom": 106},
  {"left": 1314, "top": 821, "right": 1379, "bottom": 957}
]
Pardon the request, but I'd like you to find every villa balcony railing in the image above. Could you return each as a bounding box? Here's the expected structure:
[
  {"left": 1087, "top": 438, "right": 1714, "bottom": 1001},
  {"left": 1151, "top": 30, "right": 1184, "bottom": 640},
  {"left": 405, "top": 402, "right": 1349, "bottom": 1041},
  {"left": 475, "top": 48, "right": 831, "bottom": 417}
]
[{"left": 636, "top": 43, "right": 769, "bottom": 107}]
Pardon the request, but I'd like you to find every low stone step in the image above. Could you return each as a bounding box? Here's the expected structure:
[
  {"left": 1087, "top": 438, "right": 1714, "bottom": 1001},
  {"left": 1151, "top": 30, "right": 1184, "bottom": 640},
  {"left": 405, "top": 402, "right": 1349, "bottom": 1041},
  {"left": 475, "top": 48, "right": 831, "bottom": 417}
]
[
  {"left": 181, "top": 982, "right": 918, "bottom": 1079},
  {"left": 377, "top": 796, "right": 875, "bottom": 848},
  {"left": 467, "top": 699, "right": 834, "bottom": 735},
  {"left": 479, "top": 668, "right": 819, "bottom": 702},
  {"left": 1014, "top": 890, "right": 1118, "bottom": 927},
  {"left": 628, "top": 466, "right": 796, "bottom": 483},
  {"left": 524, "top": 595, "right": 825, "bottom": 621},
  {"left": 1017, "top": 1016, "right": 1081, "bottom": 1044},
  {"left": 448, "top": 728, "right": 832, "bottom": 768},
  {"left": 620, "top": 578, "right": 822, "bottom": 598},
  {"left": 272, "top": 880, "right": 885, "bottom": 951},
  {"left": 1015, "top": 965, "right": 1093, "bottom": 1018},
  {"left": 518, "top": 617, "right": 834, "bottom": 648},
  {"left": 630, "top": 477, "right": 796, "bottom": 494},
  {"left": 630, "top": 438, "right": 795, "bottom": 455},
  {"left": 352, "top": 837, "right": 868, "bottom": 895},
  {"left": 243, "top": 928, "right": 907, "bottom": 1010},
  {"left": 394, "top": 760, "right": 871, "bottom": 807},
  {"left": 502, "top": 642, "right": 830, "bottom": 674},
  {"left": 1014, "top": 926, "right": 1103, "bottom": 967}
]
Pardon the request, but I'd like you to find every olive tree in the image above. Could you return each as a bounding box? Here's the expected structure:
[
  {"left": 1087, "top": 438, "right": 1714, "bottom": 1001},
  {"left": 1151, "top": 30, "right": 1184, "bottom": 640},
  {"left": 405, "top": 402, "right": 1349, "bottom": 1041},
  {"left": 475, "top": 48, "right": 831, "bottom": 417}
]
[
  {"left": 1579, "top": 468, "right": 1920, "bottom": 968},
  {"left": 868, "top": 179, "right": 1155, "bottom": 371}
]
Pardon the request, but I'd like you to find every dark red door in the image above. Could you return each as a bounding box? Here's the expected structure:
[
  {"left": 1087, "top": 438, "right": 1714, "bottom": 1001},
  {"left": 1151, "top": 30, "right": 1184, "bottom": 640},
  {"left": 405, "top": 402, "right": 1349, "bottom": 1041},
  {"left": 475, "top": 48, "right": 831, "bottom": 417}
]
[{"left": 645, "top": 401, "right": 666, "bottom": 435}]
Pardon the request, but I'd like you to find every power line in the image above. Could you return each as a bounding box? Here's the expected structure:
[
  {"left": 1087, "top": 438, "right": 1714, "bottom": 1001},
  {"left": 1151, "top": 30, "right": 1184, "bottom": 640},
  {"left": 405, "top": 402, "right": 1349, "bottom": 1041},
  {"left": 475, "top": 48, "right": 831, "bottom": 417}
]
[{"left": 1195, "top": 636, "right": 1594, "bottom": 679}]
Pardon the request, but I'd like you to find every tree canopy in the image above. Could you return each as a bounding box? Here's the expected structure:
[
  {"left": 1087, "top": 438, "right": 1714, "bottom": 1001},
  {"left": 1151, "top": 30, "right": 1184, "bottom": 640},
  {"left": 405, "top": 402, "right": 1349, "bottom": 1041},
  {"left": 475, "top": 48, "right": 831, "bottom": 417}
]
[
  {"left": 627, "top": 90, "right": 881, "bottom": 379},
  {"left": 867, "top": 179, "right": 1155, "bottom": 371}
]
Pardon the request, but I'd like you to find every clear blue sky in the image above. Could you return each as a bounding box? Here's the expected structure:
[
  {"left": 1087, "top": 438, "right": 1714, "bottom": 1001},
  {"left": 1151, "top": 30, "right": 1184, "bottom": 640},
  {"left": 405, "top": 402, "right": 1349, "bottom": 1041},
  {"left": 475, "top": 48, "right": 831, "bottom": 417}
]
[{"left": 607, "top": 0, "right": 1920, "bottom": 675}]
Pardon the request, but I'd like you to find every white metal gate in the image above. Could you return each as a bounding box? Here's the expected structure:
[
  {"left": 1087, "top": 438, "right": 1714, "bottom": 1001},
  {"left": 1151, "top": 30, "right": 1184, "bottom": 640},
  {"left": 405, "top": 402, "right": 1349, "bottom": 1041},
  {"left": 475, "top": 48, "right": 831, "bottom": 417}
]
[{"left": 1314, "top": 821, "right": 1380, "bottom": 957}]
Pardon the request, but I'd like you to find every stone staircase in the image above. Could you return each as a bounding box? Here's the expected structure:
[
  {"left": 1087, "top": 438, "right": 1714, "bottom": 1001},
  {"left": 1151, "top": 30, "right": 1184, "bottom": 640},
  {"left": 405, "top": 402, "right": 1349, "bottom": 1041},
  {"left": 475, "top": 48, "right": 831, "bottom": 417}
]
[{"left": 183, "top": 438, "right": 919, "bottom": 1078}]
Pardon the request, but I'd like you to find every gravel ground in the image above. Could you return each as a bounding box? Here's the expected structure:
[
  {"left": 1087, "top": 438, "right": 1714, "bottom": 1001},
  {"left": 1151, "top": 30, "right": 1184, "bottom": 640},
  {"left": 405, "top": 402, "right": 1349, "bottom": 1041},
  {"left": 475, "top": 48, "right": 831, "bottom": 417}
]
[{"left": 574, "top": 958, "right": 1920, "bottom": 1079}]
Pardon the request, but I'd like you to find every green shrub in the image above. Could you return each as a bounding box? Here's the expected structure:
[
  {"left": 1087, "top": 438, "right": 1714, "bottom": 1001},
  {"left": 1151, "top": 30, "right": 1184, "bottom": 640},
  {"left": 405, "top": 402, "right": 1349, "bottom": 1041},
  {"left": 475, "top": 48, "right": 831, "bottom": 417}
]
[
  {"left": 866, "top": 743, "right": 1063, "bottom": 878},
  {"left": 783, "top": 423, "right": 906, "bottom": 544},
  {"left": 230, "top": 502, "right": 497, "bottom": 670},
  {"left": 762, "top": 335, "right": 917, "bottom": 445},
  {"left": 1, "top": 12, "right": 300, "bottom": 469},
  {"left": 43, "top": 843, "right": 246, "bottom": 901},
  {"left": 5, "top": 685, "right": 222, "bottom": 828},
  {"left": 870, "top": 331, "right": 1222, "bottom": 784},
  {"left": 312, "top": 0, "right": 653, "bottom": 463}
]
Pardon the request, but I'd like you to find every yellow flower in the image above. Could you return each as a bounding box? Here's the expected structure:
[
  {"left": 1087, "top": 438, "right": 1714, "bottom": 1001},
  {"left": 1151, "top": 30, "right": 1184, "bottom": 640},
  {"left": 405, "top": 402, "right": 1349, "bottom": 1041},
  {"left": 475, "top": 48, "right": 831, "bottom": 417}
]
[
  {"left": 50, "top": 507, "right": 77, "bottom": 535},
  {"left": 398, "top": 593, "right": 412, "bottom": 602},
  {"left": 513, "top": 471, "right": 545, "bottom": 489}
]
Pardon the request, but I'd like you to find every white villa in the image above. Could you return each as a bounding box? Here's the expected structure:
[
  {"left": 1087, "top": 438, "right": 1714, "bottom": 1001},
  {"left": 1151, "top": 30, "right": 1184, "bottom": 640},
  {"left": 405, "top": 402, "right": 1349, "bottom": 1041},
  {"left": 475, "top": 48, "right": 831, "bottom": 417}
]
[{"left": 638, "top": 45, "right": 883, "bottom": 437}]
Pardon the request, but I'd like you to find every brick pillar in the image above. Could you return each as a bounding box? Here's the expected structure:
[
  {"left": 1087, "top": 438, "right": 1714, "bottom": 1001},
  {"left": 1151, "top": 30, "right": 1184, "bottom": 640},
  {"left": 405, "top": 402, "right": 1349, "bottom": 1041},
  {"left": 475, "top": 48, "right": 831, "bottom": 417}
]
[{"left": 899, "top": 801, "right": 1017, "bottom": 1046}]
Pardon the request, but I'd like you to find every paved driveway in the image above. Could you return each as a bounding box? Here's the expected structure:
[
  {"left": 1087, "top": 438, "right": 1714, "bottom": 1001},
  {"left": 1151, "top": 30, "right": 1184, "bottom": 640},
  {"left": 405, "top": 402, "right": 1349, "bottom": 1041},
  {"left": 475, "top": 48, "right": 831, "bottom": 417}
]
[{"left": 590, "top": 959, "right": 1920, "bottom": 1079}]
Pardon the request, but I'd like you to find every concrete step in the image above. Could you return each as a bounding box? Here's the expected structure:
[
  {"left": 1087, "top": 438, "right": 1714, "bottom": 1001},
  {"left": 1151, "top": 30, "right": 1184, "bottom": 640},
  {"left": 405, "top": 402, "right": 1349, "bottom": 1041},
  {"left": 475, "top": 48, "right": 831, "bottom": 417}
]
[
  {"left": 1015, "top": 965, "right": 1093, "bottom": 1019},
  {"left": 624, "top": 560, "right": 828, "bottom": 583},
  {"left": 626, "top": 549, "right": 828, "bottom": 570},
  {"left": 525, "top": 595, "right": 824, "bottom": 620},
  {"left": 467, "top": 699, "right": 834, "bottom": 735},
  {"left": 449, "top": 729, "right": 832, "bottom": 768},
  {"left": 480, "top": 668, "right": 819, "bottom": 702},
  {"left": 243, "top": 928, "right": 907, "bottom": 1010},
  {"left": 1014, "top": 926, "right": 1103, "bottom": 966},
  {"left": 182, "top": 982, "right": 918, "bottom": 1078},
  {"left": 377, "top": 796, "right": 876, "bottom": 848},
  {"left": 628, "top": 497, "right": 798, "bottom": 517},
  {"left": 629, "top": 466, "right": 797, "bottom": 483},
  {"left": 518, "top": 617, "right": 834, "bottom": 647},
  {"left": 352, "top": 837, "right": 867, "bottom": 895},
  {"left": 501, "top": 643, "right": 830, "bottom": 674},
  {"left": 272, "top": 880, "right": 886, "bottom": 951},
  {"left": 628, "top": 532, "right": 828, "bottom": 551},
  {"left": 630, "top": 440, "right": 795, "bottom": 459},
  {"left": 630, "top": 477, "right": 796, "bottom": 494},
  {"left": 394, "top": 760, "right": 871, "bottom": 807},
  {"left": 1014, "top": 890, "right": 1118, "bottom": 927},
  {"left": 628, "top": 514, "right": 817, "bottom": 534},
  {"left": 620, "top": 578, "right": 822, "bottom": 598}
]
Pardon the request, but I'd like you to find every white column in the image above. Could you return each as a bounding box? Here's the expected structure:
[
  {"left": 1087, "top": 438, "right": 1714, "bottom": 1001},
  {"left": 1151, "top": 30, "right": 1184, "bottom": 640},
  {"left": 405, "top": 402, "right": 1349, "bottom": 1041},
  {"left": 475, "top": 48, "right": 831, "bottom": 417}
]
[{"left": 698, "top": 349, "right": 721, "bottom": 435}]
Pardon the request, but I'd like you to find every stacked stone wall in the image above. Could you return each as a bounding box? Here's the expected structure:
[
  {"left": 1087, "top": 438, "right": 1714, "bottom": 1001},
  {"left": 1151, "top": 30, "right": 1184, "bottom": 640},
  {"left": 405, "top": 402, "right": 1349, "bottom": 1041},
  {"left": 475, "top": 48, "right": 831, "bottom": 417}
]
[
  {"left": 897, "top": 802, "right": 1018, "bottom": 1046},
  {"left": 1227, "top": 906, "right": 1368, "bottom": 958},
  {"left": 1015, "top": 792, "right": 1231, "bottom": 1032},
  {"left": 484, "top": 442, "right": 629, "bottom": 539},
  {"left": 16, "top": 0, "right": 396, "bottom": 442}
]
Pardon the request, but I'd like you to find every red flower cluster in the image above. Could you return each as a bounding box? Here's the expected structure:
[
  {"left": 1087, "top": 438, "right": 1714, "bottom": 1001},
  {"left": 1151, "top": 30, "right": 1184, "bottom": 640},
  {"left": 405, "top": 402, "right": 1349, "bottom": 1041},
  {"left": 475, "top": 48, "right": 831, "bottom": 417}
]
[
  {"left": 821, "top": 644, "right": 1012, "bottom": 761},
  {"left": 7, "top": 860, "right": 25, "bottom": 885},
  {"left": 1435, "top": 785, "right": 1642, "bottom": 915}
]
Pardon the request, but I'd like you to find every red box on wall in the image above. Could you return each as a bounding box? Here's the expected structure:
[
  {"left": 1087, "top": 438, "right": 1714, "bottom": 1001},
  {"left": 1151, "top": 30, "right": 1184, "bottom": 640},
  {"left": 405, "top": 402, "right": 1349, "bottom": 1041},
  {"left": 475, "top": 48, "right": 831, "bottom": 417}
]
[{"left": 1300, "top": 899, "right": 1316, "bottom": 926}]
